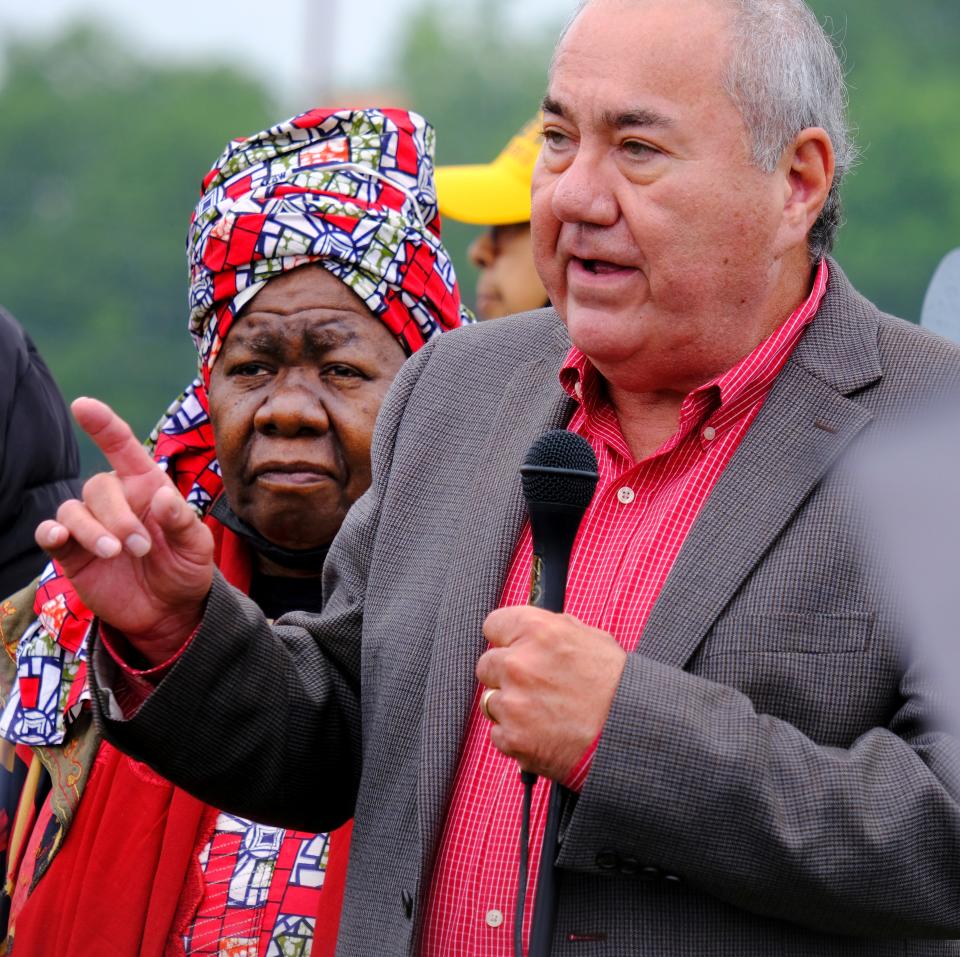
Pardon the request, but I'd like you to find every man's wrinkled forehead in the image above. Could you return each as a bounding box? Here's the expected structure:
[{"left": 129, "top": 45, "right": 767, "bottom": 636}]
[
  {"left": 549, "top": 0, "right": 735, "bottom": 74},
  {"left": 545, "top": 0, "right": 737, "bottom": 120}
]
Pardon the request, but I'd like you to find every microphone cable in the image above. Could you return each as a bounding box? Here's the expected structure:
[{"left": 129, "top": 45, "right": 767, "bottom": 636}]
[
  {"left": 515, "top": 769, "right": 536, "bottom": 957},
  {"left": 513, "top": 430, "right": 599, "bottom": 957}
]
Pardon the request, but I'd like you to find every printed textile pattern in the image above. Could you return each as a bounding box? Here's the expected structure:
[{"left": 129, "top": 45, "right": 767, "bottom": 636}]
[
  {"left": 188, "top": 106, "right": 472, "bottom": 376},
  {"left": 0, "top": 562, "right": 90, "bottom": 747},
  {"left": 184, "top": 813, "right": 329, "bottom": 957}
]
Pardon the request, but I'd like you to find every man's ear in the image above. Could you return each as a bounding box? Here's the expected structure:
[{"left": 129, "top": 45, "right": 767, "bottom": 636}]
[{"left": 780, "top": 127, "right": 835, "bottom": 247}]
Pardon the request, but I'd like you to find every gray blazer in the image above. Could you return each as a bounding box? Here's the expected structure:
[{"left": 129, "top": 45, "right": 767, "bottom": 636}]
[{"left": 93, "top": 263, "right": 960, "bottom": 955}]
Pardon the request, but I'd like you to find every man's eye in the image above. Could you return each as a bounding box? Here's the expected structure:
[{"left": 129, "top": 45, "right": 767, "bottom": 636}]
[
  {"left": 623, "top": 140, "right": 658, "bottom": 158},
  {"left": 542, "top": 128, "right": 571, "bottom": 149}
]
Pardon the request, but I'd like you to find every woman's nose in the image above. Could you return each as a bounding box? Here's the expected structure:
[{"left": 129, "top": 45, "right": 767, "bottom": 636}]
[{"left": 253, "top": 375, "right": 331, "bottom": 437}]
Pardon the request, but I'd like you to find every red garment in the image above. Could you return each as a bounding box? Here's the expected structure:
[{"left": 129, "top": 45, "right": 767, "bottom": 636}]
[
  {"left": 11, "top": 745, "right": 217, "bottom": 957},
  {"left": 421, "top": 262, "right": 829, "bottom": 956},
  {"left": 9, "top": 521, "right": 353, "bottom": 957}
]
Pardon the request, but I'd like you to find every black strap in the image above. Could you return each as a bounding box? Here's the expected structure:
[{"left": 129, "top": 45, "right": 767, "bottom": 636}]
[{"left": 209, "top": 495, "right": 331, "bottom": 572}]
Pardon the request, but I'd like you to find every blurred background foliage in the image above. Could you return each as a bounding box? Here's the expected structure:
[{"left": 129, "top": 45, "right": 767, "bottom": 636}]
[{"left": 0, "top": 0, "right": 957, "bottom": 470}]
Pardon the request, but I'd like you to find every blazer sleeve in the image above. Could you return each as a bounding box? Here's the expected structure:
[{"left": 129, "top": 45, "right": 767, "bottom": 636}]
[
  {"left": 556, "top": 646, "right": 960, "bottom": 937},
  {"left": 88, "top": 338, "right": 440, "bottom": 836}
]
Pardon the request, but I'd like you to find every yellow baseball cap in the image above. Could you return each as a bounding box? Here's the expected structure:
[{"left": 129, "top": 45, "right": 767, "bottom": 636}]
[{"left": 435, "top": 116, "right": 543, "bottom": 226}]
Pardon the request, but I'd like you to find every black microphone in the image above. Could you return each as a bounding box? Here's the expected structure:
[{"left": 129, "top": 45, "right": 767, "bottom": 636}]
[
  {"left": 520, "top": 430, "right": 600, "bottom": 615},
  {"left": 515, "top": 430, "right": 599, "bottom": 957}
]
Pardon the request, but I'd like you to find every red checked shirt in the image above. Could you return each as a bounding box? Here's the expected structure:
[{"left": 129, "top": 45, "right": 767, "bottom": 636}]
[{"left": 420, "top": 260, "right": 829, "bottom": 956}]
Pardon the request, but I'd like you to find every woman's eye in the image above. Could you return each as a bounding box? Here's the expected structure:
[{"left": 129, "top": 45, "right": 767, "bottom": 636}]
[
  {"left": 324, "top": 364, "right": 364, "bottom": 379},
  {"left": 232, "top": 362, "right": 271, "bottom": 377}
]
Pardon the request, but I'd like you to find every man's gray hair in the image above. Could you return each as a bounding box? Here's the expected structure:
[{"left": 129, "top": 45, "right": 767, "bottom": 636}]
[
  {"left": 723, "top": 0, "right": 856, "bottom": 260},
  {"left": 562, "top": 0, "right": 858, "bottom": 260}
]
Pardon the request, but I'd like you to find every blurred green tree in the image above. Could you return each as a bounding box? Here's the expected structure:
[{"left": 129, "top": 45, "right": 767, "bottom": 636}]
[{"left": 0, "top": 24, "right": 274, "bottom": 469}]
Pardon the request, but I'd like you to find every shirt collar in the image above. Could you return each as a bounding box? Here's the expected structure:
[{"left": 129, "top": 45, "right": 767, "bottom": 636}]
[{"left": 560, "top": 259, "right": 829, "bottom": 438}]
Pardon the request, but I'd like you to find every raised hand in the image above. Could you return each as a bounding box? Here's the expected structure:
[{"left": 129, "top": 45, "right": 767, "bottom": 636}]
[{"left": 36, "top": 397, "right": 214, "bottom": 663}]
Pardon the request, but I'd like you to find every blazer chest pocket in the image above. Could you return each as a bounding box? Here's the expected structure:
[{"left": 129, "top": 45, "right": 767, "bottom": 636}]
[
  {"left": 701, "top": 612, "right": 874, "bottom": 657},
  {"left": 694, "top": 614, "right": 884, "bottom": 746}
]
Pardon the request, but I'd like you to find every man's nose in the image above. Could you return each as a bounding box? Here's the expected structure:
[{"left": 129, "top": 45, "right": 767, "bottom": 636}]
[
  {"left": 254, "top": 375, "right": 331, "bottom": 437},
  {"left": 550, "top": 150, "right": 619, "bottom": 227}
]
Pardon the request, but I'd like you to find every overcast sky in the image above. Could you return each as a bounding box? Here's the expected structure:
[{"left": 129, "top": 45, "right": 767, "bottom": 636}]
[{"left": 0, "top": 0, "right": 577, "bottom": 103}]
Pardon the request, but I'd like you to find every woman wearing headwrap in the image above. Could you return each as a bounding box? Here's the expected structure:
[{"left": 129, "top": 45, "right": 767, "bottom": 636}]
[{"left": 0, "top": 106, "right": 470, "bottom": 956}]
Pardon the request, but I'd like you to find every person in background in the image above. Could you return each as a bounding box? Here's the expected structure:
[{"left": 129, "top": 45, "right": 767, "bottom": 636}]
[
  {"left": 0, "top": 305, "right": 80, "bottom": 935},
  {"left": 0, "top": 307, "right": 81, "bottom": 599},
  {"left": 0, "top": 107, "right": 469, "bottom": 956},
  {"left": 436, "top": 117, "right": 550, "bottom": 320}
]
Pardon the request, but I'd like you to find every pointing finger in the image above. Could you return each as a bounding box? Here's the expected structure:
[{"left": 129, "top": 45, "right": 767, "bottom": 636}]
[{"left": 72, "top": 397, "right": 160, "bottom": 482}]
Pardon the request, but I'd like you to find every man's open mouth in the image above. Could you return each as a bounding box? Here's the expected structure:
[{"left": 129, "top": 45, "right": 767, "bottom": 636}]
[{"left": 576, "top": 257, "right": 630, "bottom": 275}]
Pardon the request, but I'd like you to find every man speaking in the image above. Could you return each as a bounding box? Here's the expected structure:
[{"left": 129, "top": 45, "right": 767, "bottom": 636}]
[{"left": 38, "top": 0, "right": 960, "bottom": 953}]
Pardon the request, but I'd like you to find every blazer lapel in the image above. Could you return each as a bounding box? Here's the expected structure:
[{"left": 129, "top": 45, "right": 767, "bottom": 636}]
[
  {"left": 639, "top": 264, "right": 883, "bottom": 669},
  {"left": 415, "top": 326, "right": 575, "bottom": 867}
]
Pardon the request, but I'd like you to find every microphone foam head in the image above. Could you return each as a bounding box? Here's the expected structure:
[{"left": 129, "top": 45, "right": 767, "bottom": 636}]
[{"left": 521, "top": 430, "right": 599, "bottom": 508}]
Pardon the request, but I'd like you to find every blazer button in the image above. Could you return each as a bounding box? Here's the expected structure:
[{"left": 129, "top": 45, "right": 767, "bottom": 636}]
[
  {"left": 619, "top": 856, "right": 640, "bottom": 876},
  {"left": 639, "top": 866, "right": 662, "bottom": 882},
  {"left": 664, "top": 873, "right": 684, "bottom": 885},
  {"left": 401, "top": 889, "right": 414, "bottom": 920},
  {"left": 595, "top": 850, "right": 619, "bottom": 871}
]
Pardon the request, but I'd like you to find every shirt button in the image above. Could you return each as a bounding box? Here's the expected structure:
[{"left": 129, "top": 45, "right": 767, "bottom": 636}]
[
  {"left": 574, "top": 381, "right": 583, "bottom": 399},
  {"left": 485, "top": 909, "right": 504, "bottom": 928},
  {"left": 702, "top": 426, "right": 717, "bottom": 441},
  {"left": 617, "top": 487, "right": 636, "bottom": 505}
]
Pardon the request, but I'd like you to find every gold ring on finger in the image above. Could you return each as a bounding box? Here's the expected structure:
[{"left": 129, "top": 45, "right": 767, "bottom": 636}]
[{"left": 480, "top": 687, "right": 499, "bottom": 723}]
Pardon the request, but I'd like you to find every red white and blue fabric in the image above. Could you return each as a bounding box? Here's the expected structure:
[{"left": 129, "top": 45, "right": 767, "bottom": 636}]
[{"left": 183, "top": 815, "right": 330, "bottom": 955}]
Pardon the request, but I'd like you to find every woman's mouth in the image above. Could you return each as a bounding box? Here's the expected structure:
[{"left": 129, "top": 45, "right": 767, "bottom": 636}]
[{"left": 253, "top": 464, "right": 334, "bottom": 489}]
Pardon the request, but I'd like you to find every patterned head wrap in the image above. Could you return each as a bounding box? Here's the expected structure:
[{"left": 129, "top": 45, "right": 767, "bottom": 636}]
[
  {"left": 0, "top": 108, "right": 470, "bottom": 748},
  {"left": 156, "top": 106, "right": 473, "bottom": 517},
  {"left": 189, "top": 106, "right": 471, "bottom": 375}
]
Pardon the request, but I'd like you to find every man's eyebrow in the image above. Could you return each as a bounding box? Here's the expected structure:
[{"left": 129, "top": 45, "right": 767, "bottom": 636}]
[
  {"left": 601, "top": 108, "right": 674, "bottom": 130},
  {"left": 541, "top": 95, "right": 565, "bottom": 118},
  {"left": 541, "top": 96, "right": 673, "bottom": 131}
]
